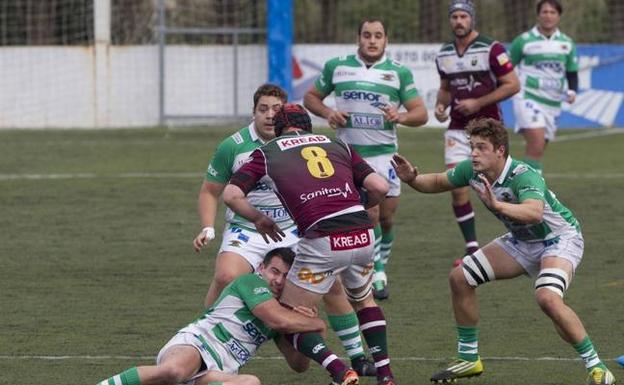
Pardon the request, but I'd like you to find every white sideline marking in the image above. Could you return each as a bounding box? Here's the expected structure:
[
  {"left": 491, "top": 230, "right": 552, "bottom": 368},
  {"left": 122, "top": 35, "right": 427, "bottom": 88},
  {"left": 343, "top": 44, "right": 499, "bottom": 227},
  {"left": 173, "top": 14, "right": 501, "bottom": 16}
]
[
  {"left": 0, "top": 172, "right": 201, "bottom": 181},
  {"left": 0, "top": 354, "right": 618, "bottom": 362},
  {"left": 1, "top": 172, "right": 624, "bottom": 182},
  {"left": 552, "top": 128, "right": 624, "bottom": 142}
]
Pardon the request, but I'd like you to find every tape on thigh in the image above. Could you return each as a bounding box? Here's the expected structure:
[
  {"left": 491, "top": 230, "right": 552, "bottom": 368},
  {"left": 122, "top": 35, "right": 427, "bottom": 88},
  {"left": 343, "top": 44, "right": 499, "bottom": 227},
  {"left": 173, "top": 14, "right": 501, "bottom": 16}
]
[
  {"left": 462, "top": 250, "right": 495, "bottom": 287},
  {"left": 535, "top": 268, "right": 569, "bottom": 298}
]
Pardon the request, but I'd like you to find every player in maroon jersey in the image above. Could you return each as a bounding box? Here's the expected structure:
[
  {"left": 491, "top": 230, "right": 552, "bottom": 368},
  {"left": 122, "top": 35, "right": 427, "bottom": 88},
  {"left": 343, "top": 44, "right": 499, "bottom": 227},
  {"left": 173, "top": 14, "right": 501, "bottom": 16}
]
[
  {"left": 223, "top": 104, "right": 397, "bottom": 385},
  {"left": 435, "top": 0, "right": 520, "bottom": 266}
]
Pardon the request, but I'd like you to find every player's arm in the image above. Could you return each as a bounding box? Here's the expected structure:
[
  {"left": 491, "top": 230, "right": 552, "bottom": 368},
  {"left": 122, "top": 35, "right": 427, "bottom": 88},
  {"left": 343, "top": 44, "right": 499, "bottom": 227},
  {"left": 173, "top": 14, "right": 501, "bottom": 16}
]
[
  {"left": 478, "top": 70, "right": 520, "bottom": 108},
  {"left": 474, "top": 174, "right": 544, "bottom": 223},
  {"left": 304, "top": 86, "right": 349, "bottom": 129},
  {"left": 224, "top": 150, "right": 285, "bottom": 243},
  {"left": 349, "top": 146, "right": 389, "bottom": 207},
  {"left": 435, "top": 78, "right": 452, "bottom": 122},
  {"left": 391, "top": 153, "right": 454, "bottom": 193},
  {"left": 393, "top": 97, "right": 428, "bottom": 127},
  {"left": 252, "top": 299, "right": 326, "bottom": 335},
  {"left": 275, "top": 335, "right": 310, "bottom": 373},
  {"left": 193, "top": 180, "right": 225, "bottom": 252}
]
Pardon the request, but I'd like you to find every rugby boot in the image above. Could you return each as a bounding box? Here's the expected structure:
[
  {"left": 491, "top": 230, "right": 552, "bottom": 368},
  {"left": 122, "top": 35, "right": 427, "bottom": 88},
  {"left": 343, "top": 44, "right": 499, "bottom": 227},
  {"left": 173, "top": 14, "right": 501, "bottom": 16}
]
[
  {"left": 587, "top": 367, "right": 616, "bottom": 385},
  {"left": 372, "top": 271, "right": 389, "bottom": 300},
  {"left": 351, "top": 356, "right": 377, "bottom": 377},
  {"left": 331, "top": 368, "right": 359, "bottom": 385},
  {"left": 430, "top": 358, "right": 483, "bottom": 383},
  {"left": 377, "top": 375, "right": 397, "bottom": 385}
]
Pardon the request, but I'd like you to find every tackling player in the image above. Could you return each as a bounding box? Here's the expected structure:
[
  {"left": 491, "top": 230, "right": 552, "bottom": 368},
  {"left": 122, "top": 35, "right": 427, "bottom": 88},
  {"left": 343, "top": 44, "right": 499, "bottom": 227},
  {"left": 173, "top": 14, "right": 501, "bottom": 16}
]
[
  {"left": 435, "top": 0, "right": 520, "bottom": 266},
  {"left": 304, "top": 19, "right": 428, "bottom": 299},
  {"left": 511, "top": 0, "right": 578, "bottom": 173},
  {"left": 96, "top": 248, "right": 323, "bottom": 385},
  {"left": 392, "top": 118, "right": 615, "bottom": 385}
]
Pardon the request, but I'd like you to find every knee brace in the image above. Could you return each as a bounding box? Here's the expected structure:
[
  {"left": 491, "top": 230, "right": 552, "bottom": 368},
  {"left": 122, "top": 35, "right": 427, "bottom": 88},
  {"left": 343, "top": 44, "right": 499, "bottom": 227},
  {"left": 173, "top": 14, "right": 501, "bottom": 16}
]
[
  {"left": 535, "top": 268, "right": 569, "bottom": 298},
  {"left": 462, "top": 250, "right": 495, "bottom": 287}
]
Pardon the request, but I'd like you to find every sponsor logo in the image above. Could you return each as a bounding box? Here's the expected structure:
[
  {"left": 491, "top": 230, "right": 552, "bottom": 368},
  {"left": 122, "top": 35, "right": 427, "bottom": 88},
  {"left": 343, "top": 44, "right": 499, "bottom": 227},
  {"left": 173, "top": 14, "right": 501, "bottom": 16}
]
[
  {"left": 258, "top": 206, "right": 289, "bottom": 221},
  {"left": 228, "top": 240, "right": 242, "bottom": 248},
  {"left": 207, "top": 164, "right": 218, "bottom": 177},
  {"left": 342, "top": 90, "right": 382, "bottom": 102},
  {"left": 388, "top": 167, "right": 397, "bottom": 180},
  {"left": 297, "top": 268, "right": 333, "bottom": 284},
  {"left": 380, "top": 73, "right": 395, "bottom": 81},
  {"left": 254, "top": 181, "right": 272, "bottom": 191},
  {"left": 312, "top": 343, "right": 326, "bottom": 354},
  {"left": 243, "top": 321, "right": 268, "bottom": 345},
  {"left": 456, "top": 61, "right": 466, "bottom": 71},
  {"left": 237, "top": 232, "right": 250, "bottom": 242},
  {"left": 445, "top": 137, "right": 457, "bottom": 148},
  {"left": 497, "top": 52, "right": 510, "bottom": 66},
  {"left": 225, "top": 339, "right": 251, "bottom": 364},
  {"left": 276, "top": 135, "right": 330, "bottom": 151},
  {"left": 335, "top": 70, "right": 357, "bottom": 77},
  {"left": 500, "top": 191, "right": 513, "bottom": 202},
  {"left": 351, "top": 113, "right": 384, "bottom": 129},
  {"left": 300, "top": 182, "right": 354, "bottom": 203},
  {"left": 359, "top": 262, "right": 374, "bottom": 277},
  {"left": 330, "top": 229, "right": 371, "bottom": 251},
  {"left": 231, "top": 132, "right": 244, "bottom": 144},
  {"left": 534, "top": 61, "right": 564, "bottom": 73},
  {"left": 369, "top": 346, "right": 382, "bottom": 354},
  {"left": 452, "top": 74, "right": 482, "bottom": 92},
  {"left": 253, "top": 287, "right": 270, "bottom": 295}
]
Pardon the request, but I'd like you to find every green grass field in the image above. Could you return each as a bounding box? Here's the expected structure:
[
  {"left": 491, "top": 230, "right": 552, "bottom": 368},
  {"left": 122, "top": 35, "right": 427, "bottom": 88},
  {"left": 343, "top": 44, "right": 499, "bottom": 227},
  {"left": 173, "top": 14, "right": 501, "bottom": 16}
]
[{"left": 1, "top": 127, "right": 623, "bottom": 385}]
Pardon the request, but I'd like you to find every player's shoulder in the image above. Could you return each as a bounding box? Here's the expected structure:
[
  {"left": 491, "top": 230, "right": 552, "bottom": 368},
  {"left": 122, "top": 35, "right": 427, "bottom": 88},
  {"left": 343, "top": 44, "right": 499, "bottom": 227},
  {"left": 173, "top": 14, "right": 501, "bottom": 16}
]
[
  {"left": 474, "top": 34, "right": 498, "bottom": 48},
  {"left": 233, "top": 273, "right": 269, "bottom": 290},
  {"left": 508, "top": 159, "right": 543, "bottom": 182},
  {"left": 218, "top": 125, "right": 256, "bottom": 150},
  {"left": 438, "top": 40, "right": 455, "bottom": 55},
  {"left": 325, "top": 54, "right": 359, "bottom": 67},
  {"left": 557, "top": 30, "right": 575, "bottom": 43}
]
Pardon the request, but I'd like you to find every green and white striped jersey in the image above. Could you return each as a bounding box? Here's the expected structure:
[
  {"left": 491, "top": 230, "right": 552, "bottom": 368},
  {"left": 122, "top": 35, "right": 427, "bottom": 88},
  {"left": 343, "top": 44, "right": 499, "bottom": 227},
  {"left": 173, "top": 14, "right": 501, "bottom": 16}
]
[
  {"left": 205, "top": 123, "right": 295, "bottom": 231},
  {"left": 179, "top": 273, "right": 277, "bottom": 369},
  {"left": 447, "top": 157, "right": 580, "bottom": 242},
  {"left": 313, "top": 54, "right": 420, "bottom": 157},
  {"left": 510, "top": 26, "right": 578, "bottom": 109}
]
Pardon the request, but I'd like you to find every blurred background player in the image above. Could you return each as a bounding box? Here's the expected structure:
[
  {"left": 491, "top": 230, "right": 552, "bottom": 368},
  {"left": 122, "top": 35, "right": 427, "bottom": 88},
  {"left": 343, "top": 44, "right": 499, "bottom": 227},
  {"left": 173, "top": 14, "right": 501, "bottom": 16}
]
[
  {"left": 392, "top": 118, "right": 616, "bottom": 385},
  {"left": 224, "top": 104, "right": 397, "bottom": 385},
  {"left": 434, "top": 0, "right": 519, "bottom": 266},
  {"left": 193, "top": 84, "right": 376, "bottom": 377},
  {"left": 304, "top": 19, "right": 428, "bottom": 299},
  {"left": 96, "top": 248, "right": 324, "bottom": 385},
  {"left": 511, "top": 0, "right": 578, "bottom": 174}
]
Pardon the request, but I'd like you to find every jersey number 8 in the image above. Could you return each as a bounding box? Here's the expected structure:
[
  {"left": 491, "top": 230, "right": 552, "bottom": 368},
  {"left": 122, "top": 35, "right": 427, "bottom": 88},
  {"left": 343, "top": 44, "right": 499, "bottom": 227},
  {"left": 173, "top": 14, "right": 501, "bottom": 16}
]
[{"left": 300, "top": 146, "right": 335, "bottom": 179}]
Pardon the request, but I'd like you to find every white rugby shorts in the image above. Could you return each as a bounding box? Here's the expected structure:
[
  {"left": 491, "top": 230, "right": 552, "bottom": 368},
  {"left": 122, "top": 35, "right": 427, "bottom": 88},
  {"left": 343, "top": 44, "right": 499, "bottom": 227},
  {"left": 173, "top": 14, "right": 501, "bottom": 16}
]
[
  {"left": 364, "top": 153, "right": 401, "bottom": 197},
  {"left": 513, "top": 97, "right": 560, "bottom": 141},
  {"left": 444, "top": 129, "right": 471, "bottom": 166}
]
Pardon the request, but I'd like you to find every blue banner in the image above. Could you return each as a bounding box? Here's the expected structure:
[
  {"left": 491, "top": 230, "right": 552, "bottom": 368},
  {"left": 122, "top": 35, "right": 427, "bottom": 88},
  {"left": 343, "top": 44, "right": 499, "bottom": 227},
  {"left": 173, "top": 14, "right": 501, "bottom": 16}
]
[
  {"left": 502, "top": 44, "right": 624, "bottom": 129},
  {"left": 267, "top": 0, "right": 293, "bottom": 97}
]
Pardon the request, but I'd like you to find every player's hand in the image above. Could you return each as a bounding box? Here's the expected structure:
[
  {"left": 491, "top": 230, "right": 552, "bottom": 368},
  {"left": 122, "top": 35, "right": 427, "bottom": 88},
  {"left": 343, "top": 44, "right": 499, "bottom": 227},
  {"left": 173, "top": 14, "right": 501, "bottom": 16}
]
[
  {"left": 380, "top": 105, "right": 402, "bottom": 123},
  {"left": 391, "top": 153, "right": 418, "bottom": 183},
  {"left": 474, "top": 174, "right": 500, "bottom": 211},
  {"left": 254, "top": 215, "right": 285, "bottom": 243},
  {"left": 193, "top": 227, "right": 215, "bottom": 253},
  {"left": 292, "top": 305, "right": 318, "bottom": 318},
  {"left": 566, "top": 90, "right": 576, "bottom": 104},
  {"left": 327, "top": 110, "right": 349, "bottom": 129},
  {"left": 455, "top": 98, "right": 481, "bottom": 116},
  {"left": 434, "top": 103, "right": 449, "bottom": 122}
]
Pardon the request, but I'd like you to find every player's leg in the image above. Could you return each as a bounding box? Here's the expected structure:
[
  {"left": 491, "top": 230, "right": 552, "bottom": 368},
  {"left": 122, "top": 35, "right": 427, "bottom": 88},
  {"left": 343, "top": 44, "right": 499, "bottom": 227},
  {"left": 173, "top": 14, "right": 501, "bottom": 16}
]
[
  {"left": 513, "top": 97, "right": 548, "bottom": 173},
  {"left": 342, "top": 230, "right": 395, "bottom": 385},
  {"left": 281, "top": 237, "right": 359, "bottom": 385},
  {"left": 445, "top": 130, "right": 478, "bottom": 264},
  {"left": 431, "top": 239, "right": 526, "bottom": 383},
  {"left": 367, "top": 204, "right": 386, "bottom": 298},
  {"left": 96, "top": 345, "right": 202, "bottom": 385},
  {"left": 323, "top": 278, "right": 376, "bottom": 377},
  {"left": 534, "top": 235, "right": 615, "bottom": 385}
]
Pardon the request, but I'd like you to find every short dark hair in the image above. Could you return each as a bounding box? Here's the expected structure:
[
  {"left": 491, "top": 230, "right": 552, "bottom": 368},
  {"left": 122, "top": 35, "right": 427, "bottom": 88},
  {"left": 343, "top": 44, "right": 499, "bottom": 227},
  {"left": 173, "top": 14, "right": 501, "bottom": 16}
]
[
  {"left": 263, "top": 247, "right": 295, "bottom": 267},
  {"left": 536, "top": 0, "right": 562, "bottom": 15},
  {"left": 465, "top": 118, "right": 509, "bottom": 157},
  {"left": 253, "top": 83, "right": 288, "bottom": 111},
  {"left": 357, "top": 19, "right": 388, "bottom": 36}
]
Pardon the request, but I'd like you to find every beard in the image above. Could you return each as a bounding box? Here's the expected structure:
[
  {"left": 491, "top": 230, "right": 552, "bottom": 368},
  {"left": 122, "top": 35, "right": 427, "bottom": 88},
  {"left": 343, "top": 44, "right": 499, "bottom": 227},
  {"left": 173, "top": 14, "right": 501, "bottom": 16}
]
[{"left": 453, "top": 26, "right": 471, "bottom": 38}]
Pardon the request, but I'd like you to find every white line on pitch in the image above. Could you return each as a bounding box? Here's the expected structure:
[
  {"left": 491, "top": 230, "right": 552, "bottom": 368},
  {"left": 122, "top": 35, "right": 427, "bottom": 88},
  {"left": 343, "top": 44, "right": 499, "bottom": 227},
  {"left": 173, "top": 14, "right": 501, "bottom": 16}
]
[
  {"left": 0, "top": 354, "right": 619, "bottom": 362},
  {"left": 1, "top": 172, "right": 624, "bottom": 181}
]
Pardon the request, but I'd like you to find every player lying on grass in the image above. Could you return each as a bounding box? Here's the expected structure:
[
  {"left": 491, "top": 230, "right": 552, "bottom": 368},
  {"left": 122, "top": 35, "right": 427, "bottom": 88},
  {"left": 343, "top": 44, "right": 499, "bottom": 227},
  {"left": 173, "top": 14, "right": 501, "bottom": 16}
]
[
  {"left": 95, "top": 248, "right": 324, "bottom": 385},
  {"left": 392, "top": 117, "right": 615, "bottom": 385}
]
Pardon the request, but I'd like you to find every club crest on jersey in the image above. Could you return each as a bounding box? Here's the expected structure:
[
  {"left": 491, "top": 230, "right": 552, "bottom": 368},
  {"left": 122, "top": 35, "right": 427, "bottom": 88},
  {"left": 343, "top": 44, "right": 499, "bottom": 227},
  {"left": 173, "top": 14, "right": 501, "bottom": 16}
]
[
  {"left": 330, "top": 229, "right": 371, "bottom": 251},
  {"left": 471, "top": 57, "right": 478, "bottom": 66},
  {"left": 276, "top": 135, "right": 330, "bottom": 151},
  {"left": 497, "top": 52, "right": 510, "bottom": 65}
]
